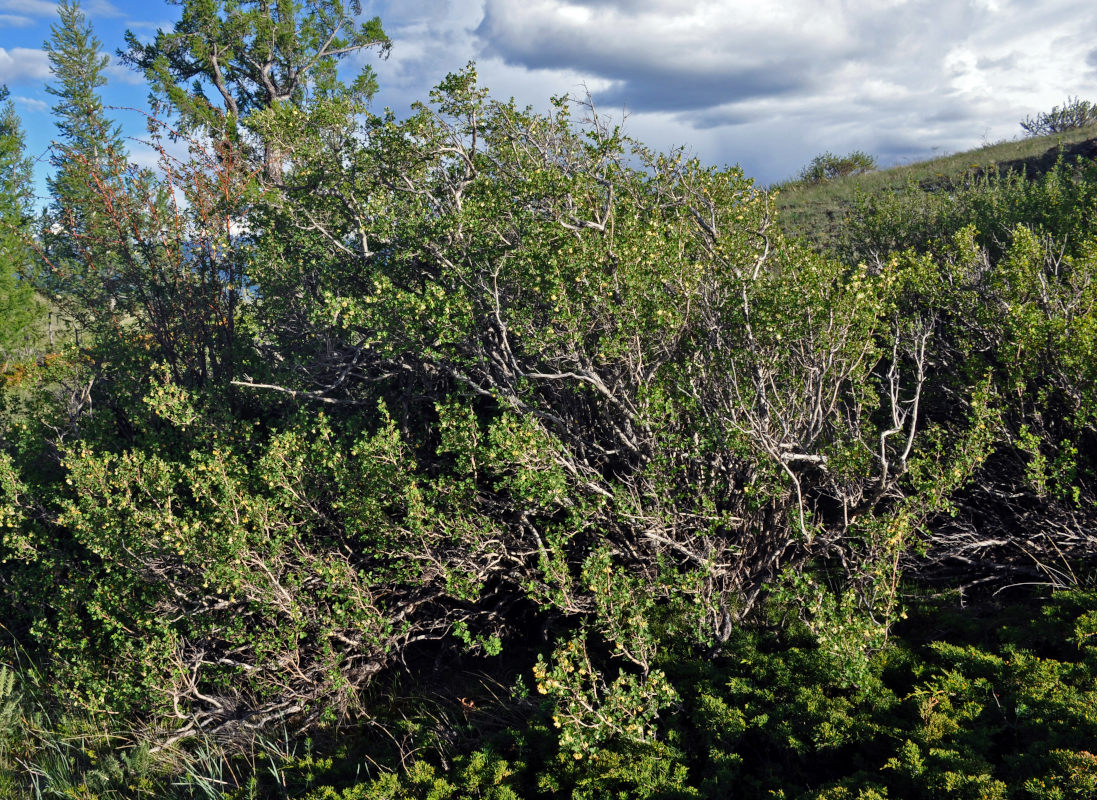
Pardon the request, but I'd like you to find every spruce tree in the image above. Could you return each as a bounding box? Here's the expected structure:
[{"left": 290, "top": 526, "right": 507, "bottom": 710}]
[
  {"left": 45, "top": 0, "right": 125, "bottom": 211},
  {"left": 42, "top": 0, "right": 127, "bottom": 320},
  {"left": 0, "top": 86, "right": 41, "bottom": 361}
]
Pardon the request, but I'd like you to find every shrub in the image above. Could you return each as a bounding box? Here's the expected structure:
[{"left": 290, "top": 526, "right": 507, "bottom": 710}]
[
  {"left": 799, "top": 150, "right": 878, "bottom": 183},
  {"left": 2, "top": 67, "right": 999, "bottom": 753},
  {"left": 1020, "top": 97, "right": 1097, "bottom": 136},
  {"left": 6, "top": 28, "right": 1097, "bottom": 799},
  {"left": 839, "top": 157, "right": 1097, "bottom": 585}
]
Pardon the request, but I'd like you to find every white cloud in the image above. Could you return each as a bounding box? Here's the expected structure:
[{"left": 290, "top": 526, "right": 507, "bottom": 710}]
[
  {"left": 0, "top": 0, "right": 125, "bottom": 17},
  {"left": 124, "top": 19, "right": 172, "bottom": 32},
  {"left": 0, "top": 0, "right": 56, "bottom": 17},
  {"left": 13, "top": 94, "right": 48, "bottom": 112},
  {"left": 0, "top": 12, "right": 34, "bottom": 26},
  {"left": 357, "top": 0, "right": 1097, "bottom": 183},
  {"left": 105, "top": 55, "right": 146, "bottom": 85},
  {"left": 0, "top": 47, "right": 50, "bottom": 85},
  {"left": 85, "top": 0, "right": 123, "bottom": 17}
]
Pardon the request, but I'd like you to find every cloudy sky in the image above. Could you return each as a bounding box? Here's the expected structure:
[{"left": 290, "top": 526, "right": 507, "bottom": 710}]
[{"left": 2, "top": 0, "right": 1096, "bottom": 196}]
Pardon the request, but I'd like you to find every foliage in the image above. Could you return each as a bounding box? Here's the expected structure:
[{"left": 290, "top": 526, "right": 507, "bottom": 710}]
[
  {"left": 1020, "top": 96, "right": 1097, "bottom": 137},
  {"left": 8, "top": 590, "right": 1084, "bottom": 799},
  {"left": 0, "top": 86, "right": 42, "bottom": 361},
  {"left": 234, "top": 65, "right": 1010, "bottom": 736},
  {"left": 799, "top": 150, "right": 877, "bottom": 184},
  {"left": 44, "top": 0, "right": 126, "bottom": 217},
  {"left": 281, "top": 590, "right": 1097, "bottom": 800},
  {"left": 4, "top": 583, "right": 1092, "bottom": 794},
  {"left": 3, "top": 3, "right": 1097, "bottom": 794},
  {"left": 40, "top": 0, "right": 132, "bottom": 335},
  {"left": 0, "top": 66, "right": 1011, "bottom": 763},
  {"left": 842, "top": 156, "right": 1097, "bottom": 265},
  {"left": 120, "top": 0, "right": 390, "bottom": 180},
  {"left": 838, "top": 157, "right": 1097, "bottom": 587},
  {"left": 776, "top": 127, "right": 1097, "bottom": 251}
]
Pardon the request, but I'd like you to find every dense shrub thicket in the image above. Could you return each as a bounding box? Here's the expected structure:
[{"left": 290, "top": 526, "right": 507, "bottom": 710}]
[
  {"left": 841, "top": 157, "right": 1097, "bottom": 585},
  {"left": 7, "top": 67, "right": 963, "bottom": 741},
  {"left": 1, "top": 2, "right": 1096, "bottom": 795}
]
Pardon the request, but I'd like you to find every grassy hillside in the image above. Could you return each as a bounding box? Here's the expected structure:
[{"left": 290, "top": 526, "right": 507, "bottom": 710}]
[{"left": 776, "top": 123, "right": 1097, "bottom": 251}]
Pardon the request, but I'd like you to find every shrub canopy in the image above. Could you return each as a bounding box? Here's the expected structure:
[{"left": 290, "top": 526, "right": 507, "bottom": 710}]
[{"left": 1, "top": 25, "right": 1097, "bottom": 798}]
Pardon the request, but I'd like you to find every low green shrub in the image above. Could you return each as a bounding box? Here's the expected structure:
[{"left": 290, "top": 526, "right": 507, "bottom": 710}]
[
  {"left": 799, "top": 151, "right": 878, "bottom": 184},
  {"left": 1021, "top": 97, "right": 1097, "bottom": 136},
  {"left": 278, "top": 590, "right": 1097, "bottom": 800}
]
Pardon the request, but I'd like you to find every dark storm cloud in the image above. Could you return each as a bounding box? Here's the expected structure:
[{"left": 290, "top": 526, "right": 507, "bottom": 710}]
[
  {"left": 474, "top": 2, "right": 823, "bottom": 113},
  {"left": 593, "top": 65, "right": 809, "bottom": 113},
  {"left": 925, "top": 99, "right": 987, "bottom": 124}
]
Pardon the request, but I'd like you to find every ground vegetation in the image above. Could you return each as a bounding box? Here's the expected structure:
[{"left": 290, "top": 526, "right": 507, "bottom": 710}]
[{"left": 1, "top": 6, "right": 1096, "bottom": 796}]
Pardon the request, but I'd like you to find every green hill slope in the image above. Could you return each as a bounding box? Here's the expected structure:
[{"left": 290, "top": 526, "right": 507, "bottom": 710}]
[{"left": 776, "top": 123, "right": 1097, "bottom": 251}]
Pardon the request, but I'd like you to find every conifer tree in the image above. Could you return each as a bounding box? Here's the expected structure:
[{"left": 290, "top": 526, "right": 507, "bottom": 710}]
[
  {"left": 45, "top": 0, "right": 125, "bottom": 211},
  {"left": 0, "top": 86, "right": 41, "bottom": 361},
  {"left": 42, "top": 0, "right": 128, "bottom": 321},
  {"left": 121, "top": 0, "right": 389, "bottom": 182}
]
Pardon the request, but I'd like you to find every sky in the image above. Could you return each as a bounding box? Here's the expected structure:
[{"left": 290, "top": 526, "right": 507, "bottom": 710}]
[{"left": 2, "top": 0, "right": 1096, "bottom": 200}]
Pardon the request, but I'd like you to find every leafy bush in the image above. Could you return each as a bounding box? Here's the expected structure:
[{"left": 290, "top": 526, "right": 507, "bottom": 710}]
[
  {"left": 1020, "top": 97, "right": 1097, "bottom": 136},
  {"left": 839, "top": 157, "right": 1097, "bottom": 587},
  {"left": 4, "top": 0, "right": 1097, "bottom": 791},
  {"left": 0, "top": 86, "right": 43, "bottom": 362},
  {"left": 6, "top": 65, "right": 993, "bottom": 741},
  {"left": 799, "top": 150, "right": 878, "bottom": 183},
  {"left": 842, "top": 157, "right": 1097, "bottom": 265},
  {"left": 273, "top": 590, "right": 1097, "bottom": 800}
]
